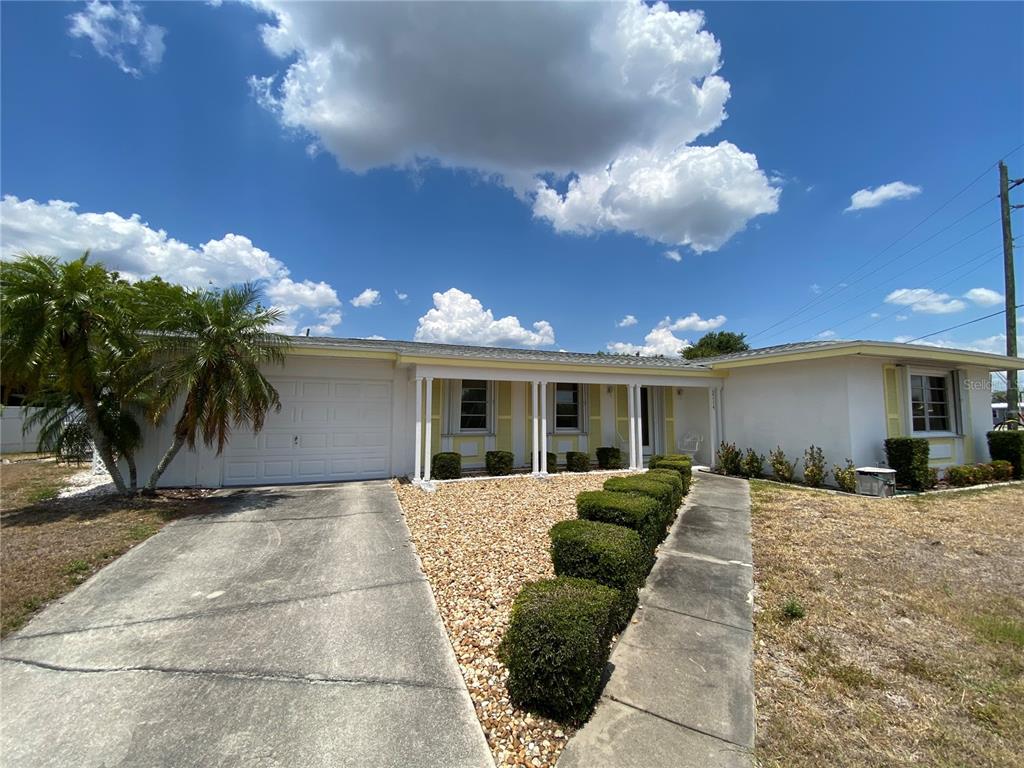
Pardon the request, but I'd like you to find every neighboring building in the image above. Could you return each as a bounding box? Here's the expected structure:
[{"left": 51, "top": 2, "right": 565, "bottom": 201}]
[
  {"left": 992, "top": 401, "right": 1024, "bottom": 426},
  {"left": 127, "top": 337, "right": 1017, "bottom": 488}
]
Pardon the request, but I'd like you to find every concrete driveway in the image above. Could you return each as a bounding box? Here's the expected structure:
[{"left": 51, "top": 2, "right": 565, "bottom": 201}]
[{"left": 0, "top": 481, "right": 493, "bottom": 768}]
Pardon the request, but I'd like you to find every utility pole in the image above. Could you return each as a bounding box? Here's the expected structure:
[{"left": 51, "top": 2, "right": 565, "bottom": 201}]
[{"left": 999, "top": 161, "right": 1019, "bottom": 426}]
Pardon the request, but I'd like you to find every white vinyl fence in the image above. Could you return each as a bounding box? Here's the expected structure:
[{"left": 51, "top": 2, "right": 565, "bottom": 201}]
[{"left": 0, "top": 406, "right": 44, "bottom": 455}]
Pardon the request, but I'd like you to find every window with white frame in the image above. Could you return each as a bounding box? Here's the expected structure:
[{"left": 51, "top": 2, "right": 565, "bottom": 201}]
[
  {"left": 554, "top": 383, "right": 582, "bottom": 432},
  {"left": 458, "top": 379, "right": 489, "bottom": 432},
  {"left": 910, "top": 373, "right": 951, "bottom": 432}
]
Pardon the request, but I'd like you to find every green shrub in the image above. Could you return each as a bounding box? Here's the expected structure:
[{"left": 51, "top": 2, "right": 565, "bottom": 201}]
[
  {"left": 644, "top": 468, "right": 684, "bottom": 513},
  {"left": 945, "top": 464, "right": 976, "bottom": 487},
  {"left": 990, "top": 459, "right": 1014, "bottom": 481},
  {"left": 802, "top": 445, "right": 826, "bottom": 488},
  {"left": 927, "top": 467, "right": 939, "bottom": 489},
  {"left": 549, "top": 519, "right": 648, "bottom": 630},
  {"left": 498, "top": 576, "right": 618, "bottom": 724},
  {"left": 547, "top": 452, "right": 559, "bottom": 473},
  {"left": 768, "top": 446, "right": 798, "bottom": 482},
  {"left": 486, "top": 450, "right": 514, "bottom": 476},
  {"left": 972, "top": 462, "right": 995, "bottom": 484},
  {"left": 987, "top": 431, "right": 1024, "bottom": 479},
  {"left": 884, "top": 437, "right": 931, "bottom": 490},
  {"left": 832, "top": 459, "right": 857, "bottom": 493},
  {"left": 717, "top": 441, "right": 742, "bottom": 475},
  {"left": 576, "top": 490, "right": 663, "bottom": 553},
  {"left": 648, "top": 456, "right": 692, "bottom": 493},
  {"left": 596, "top": 446, "right": 622, "bottom": 470},
  {"left": 602, "top": 476, "right": 675, "bottom": 537},
  {"left": 741, "top": 448, "right": 765, "bottom": 479},
  {"left": 566, "top": 451, "right": 591, "bottom": 472},
  {"left": 431, "top": 452, "right": 461, "bottom": 480}
]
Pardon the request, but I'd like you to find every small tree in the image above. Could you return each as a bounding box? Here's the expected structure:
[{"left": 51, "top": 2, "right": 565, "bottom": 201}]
[
  {"left": 803, "top": 445, "right": 826, "bottom": 487},
  {"left": 769, "top": 446, "right": 798, "bottom": 482},
  {"left": 144, "top": 284, "right": 289, "bottom": 492},
  {"left": 683, "top": 331, "right": 750, "bottom": 360}
]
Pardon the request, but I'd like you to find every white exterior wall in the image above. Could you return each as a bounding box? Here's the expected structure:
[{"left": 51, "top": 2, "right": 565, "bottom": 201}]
[
  {"left": 845, "top": 358, "right": 889, "bottom": 466},
  {"left": 722, "top": 358, "right": 855, "bottom": 478},
  {"left": 0, "top": 406, "right": 44, "bottom": 454},
  {"left": 676, "top": 388, "right": 712, "bottom": 465},
  {"left": 963, "top": 365, "right": 994, "bottom": 462}
]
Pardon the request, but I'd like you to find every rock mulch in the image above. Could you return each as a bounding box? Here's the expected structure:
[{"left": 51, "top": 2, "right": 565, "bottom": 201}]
[{"left": 393, "top": 472, "right": 629, "bottom": 768}]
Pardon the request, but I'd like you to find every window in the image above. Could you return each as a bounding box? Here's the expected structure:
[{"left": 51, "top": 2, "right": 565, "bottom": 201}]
[
  {"left": 459, "top": 380, "right": 489, "bottom": 431},
  {"left": 911, "top": 374, "right": 950, "bottom": 432},
  {"left": 555, "top": 383, "right": 581, "bottom": 431}
]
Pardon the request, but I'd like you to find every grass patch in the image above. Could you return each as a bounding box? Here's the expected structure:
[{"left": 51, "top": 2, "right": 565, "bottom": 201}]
[
  {"left": 751, "top": 482, "right": 1024, "bottom": 767},
  {"left": 1, "top": 460, "right": 221, "bottom": 637}
]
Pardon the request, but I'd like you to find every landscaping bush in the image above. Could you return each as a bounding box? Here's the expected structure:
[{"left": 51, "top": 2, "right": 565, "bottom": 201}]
[
  {"left": 549, "top": 519, "right": 648, "bottom": 630},
  {"left": 602, "top": 476, "right": 675, "bottom": 536},
  {"left": 431, "top": 452, "right": 461, "bottom": 480},
  {"left": 884, "top": 437, "right": 931, "bottom": 490},
  {"left": 972, "top": 462, "right": 995, "bottom": 484},
  {"left": 741, "top": 448, "right": 765, "bottom": 479},
  {"left": 990, "top": 459, "right": 1014, "bottom": 481},
  {"left": 498, "top": 576, "right": 618, "bottom": 724},
  {"left": 566, "top": 451, "right": 591, "bottom": 472},
  {"left": 832, "top": 459, "right": 857, "bottom": 493},
  {"left": 717, "top": 441, "right": 742, "bottom": 475},
  {"left": 945, "top": 464, "right": 976, "bottom": 487},
  {"left": 644, "top": 468, "right": 684, "bottom": 513},
  {"left": 768, "top": 446, "right": 798, "bottom": 483},
  {"left": 647, "top": 455, "right": 692, "bottom": 494},
  {"left": 987, "top": 431, "right": 1024, "bottom": 479},
  {"left": 576, "top": 490, "right": 664, "bottom": 553},
  {"left": 802, "top": 445, "right": 826, "bottom": 488},
  {"left": 485, "top": 450, "right": 514, "bottom": 476},
  {"left": 547, "top": 452, "right": 559, "bottom": 473},
  {"left": 596, "top": 446, "right": 622, "bottom": 470}
]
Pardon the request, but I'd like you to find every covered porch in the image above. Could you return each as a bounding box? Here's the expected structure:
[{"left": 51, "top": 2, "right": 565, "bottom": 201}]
[{"left": 407, "top": 364, "right": 723, "bottom": 484}]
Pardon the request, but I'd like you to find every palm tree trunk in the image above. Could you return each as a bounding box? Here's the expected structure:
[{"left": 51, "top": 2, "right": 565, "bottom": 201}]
[
  {"left": 79, "top": 393, "right": 129, "bottom": 495},
  {"left": 145, "top": 431, "right": 187, "bottom": 493},
  {"left": 126, "top": 452, "right": 138, "bottom": 492}
]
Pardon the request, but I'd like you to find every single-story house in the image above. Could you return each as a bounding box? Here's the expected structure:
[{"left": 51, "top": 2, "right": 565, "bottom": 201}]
[{"left": 132, "top": 336, "right": 1019, "bottom": 488}]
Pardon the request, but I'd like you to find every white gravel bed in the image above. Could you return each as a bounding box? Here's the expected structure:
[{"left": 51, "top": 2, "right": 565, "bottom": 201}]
[
  {"left": 57, "top": 463, "right": 115, "bottom": 498},
  {"left": 393, "top": 471, "right": 630, "bottom": 768}
]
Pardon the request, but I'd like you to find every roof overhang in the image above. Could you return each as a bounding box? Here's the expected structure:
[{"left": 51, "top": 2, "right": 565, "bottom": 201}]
[{"left": 707, "top": 341, "right": 1021, "bottom": 371}]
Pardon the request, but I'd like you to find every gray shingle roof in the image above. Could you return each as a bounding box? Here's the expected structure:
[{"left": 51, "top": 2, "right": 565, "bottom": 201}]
[
  {"left": 695, "top": 339, "right": 852, "bottom": 363},
  {"left": 288, "top": 335, "right": 712, "bottom": 369}
]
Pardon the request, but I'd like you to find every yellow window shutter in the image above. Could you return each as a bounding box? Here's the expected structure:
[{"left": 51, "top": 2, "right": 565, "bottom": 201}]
[{"left": 883, "top": 365, "right": 903, "bottom": 438}]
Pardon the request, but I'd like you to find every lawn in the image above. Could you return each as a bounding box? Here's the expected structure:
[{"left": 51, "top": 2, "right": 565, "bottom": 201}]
[
  {"left": 1, "top": 457, "right": 218, "bottom": 637},
  {"left": 393, "top": 472, "right": 629, "bottom": 768},
  {"left": 750, "top": 480, "right": 1024, "bottom": 767}
]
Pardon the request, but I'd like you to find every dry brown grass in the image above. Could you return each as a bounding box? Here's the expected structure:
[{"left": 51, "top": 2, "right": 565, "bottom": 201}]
[
  {"left": 393, "top": 471, "right": 630, "bottom": 768},
  {"left": 1, "top": 459, "right": 219, "bottom": 637},
  {"left": 751, "top": 480, "right": 1024, "bottom": 767}
]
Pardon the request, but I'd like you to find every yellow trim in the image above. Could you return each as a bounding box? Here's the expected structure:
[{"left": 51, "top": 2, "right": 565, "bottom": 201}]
[
  {"left": 588, "top": 384, "right": 602, "bottom": 457},
  {"left": 496, "top": 381, "right": 512, "bottom": 453},
  {"left": 451, "top": 435, "right": 486, "bottom": 466},
  {"left": 924, "top": 436, "right": 957, "bottom": 467},
  {"left": 710, "top": 343, "right": 1017, "bottom": 371},
  {"left": 883, "top": 365, "right": 904, "bottom": 438},
  {"left": 615, "top": 385, "right": 628, "bottom": 447},
  {"left": 430, "top": 379, "right": 442, "bottom": 455}
]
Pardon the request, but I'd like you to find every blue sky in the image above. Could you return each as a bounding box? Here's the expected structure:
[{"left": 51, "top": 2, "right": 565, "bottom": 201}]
[{"left": 2, "top": 1, "right": 1022, "bottom": 359}]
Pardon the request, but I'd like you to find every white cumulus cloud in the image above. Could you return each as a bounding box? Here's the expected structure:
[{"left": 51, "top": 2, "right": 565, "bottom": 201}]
[
  {"left": 0, "top": 195, "right": 342, "bottom": 336},
  {"left": 664, "top": 250, "right": 682, "bottom": 263},
  {"left": 661, "top": 313, "right": 727, "bottom": 332},
  {"left": 884, "top": 287, "right": 965, "bottom": 314},
  {"left": 414, "top": 288, "right": 555, "bottom": 347},
  {"left": 350, "top": 288, "right": 381, "bottom": 308},
  {"left": 964, "top": 287, "right": 1004, "bottom": 307},
  {"left": 68, "top": 0, "right": 166, "bottom": 77},
  {"left": 607, "top": 326, "right": 691, "bottom": 358},
  {"left": 247, "top": 0, "right": 778, "bottom": 250},
  {"left": 845, "top": 181, "right": 921, "bottom": 212},
  {"left": 617, "top": 314, "right": 638, "bottom": 328},
  {"left": 894, "top": 333, "right": 1010, "bottom": 356}
]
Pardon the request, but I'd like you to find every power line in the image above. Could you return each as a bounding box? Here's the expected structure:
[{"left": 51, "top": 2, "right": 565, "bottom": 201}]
[
  {"left": 905, "top": 304, "right": 1023, "bottom": 343},
  {"left": 749, "top": 142, "right": 1024, "bottom": 341}
]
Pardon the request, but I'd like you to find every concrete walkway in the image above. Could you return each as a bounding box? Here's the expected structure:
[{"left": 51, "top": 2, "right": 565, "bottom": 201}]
[
  {"left": 559, "top": 472, "right": 754, "bottom": 768},
  {"left": 1, "top": 481, "right": 494, "bottom": 768}
]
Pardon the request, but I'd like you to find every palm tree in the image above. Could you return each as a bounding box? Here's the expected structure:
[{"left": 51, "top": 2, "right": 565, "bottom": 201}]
[
  {"left": 144, "top": 283, "right": 289, "bottom": 492},
  {"left": 1, "top": 254, "right": 140, "bottom": 493}
]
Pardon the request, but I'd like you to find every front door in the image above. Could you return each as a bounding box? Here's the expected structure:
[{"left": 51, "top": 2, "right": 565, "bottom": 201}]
[{"left": 640, "top": 386, "right": 651, "bottom": 455}]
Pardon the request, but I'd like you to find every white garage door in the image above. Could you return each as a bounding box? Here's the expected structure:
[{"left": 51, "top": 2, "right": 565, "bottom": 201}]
[{"left": 223, "top": 377, "right": 392, "bottom": 485}]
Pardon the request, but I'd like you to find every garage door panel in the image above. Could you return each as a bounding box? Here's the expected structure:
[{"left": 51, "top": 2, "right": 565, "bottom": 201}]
[{"left": 223, "top": 378, "right": 392, "bottom": 485}]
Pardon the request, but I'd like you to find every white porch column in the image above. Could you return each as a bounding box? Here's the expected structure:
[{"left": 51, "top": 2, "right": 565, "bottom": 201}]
[
  {"left": 626, "top": 381, "right": 637, "bottom": 469},
  {"left": 423, "top": 377, "right": 434, "bottom": 482},
  {"left": 634, "top": 385, "right": 645, "bottom": 470},
  {"left": 540, "top": 381, "right": 548, "bottom": 474},
  {"left": 531, "top": 380, "right": 539, "bottom": 474},
  {"left": 413, "top": 376, "right": 423, "bottom": 482}
]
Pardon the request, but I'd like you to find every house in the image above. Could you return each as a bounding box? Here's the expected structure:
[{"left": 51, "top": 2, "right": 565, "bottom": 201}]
[{"left": 131, "top": 337, "right": 1019, "bottom": 488}]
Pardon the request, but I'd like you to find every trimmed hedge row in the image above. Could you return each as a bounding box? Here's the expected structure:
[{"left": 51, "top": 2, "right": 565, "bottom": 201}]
[
  {"left": 945, "top": 460, "right": 1014, "bottom": 487},
  {"left": 502, "top": 465, "right": 697, "bottom": 724},
  {"left": 498, "top": 576, "right": 618, "bottom": 725},
  {"left": 884, "top": 437, "right": 932, "bottom": 491},
  {"left": 596, "top": 446, "right": 622, "bottom": 469},
  {"left": 547, "top": 451, "right": 559, "bottom": 474},
  {"left": 566, "top": 451, "right": 591, "bottom": 472},
  {"left": 431, "top": 452, "right": 461, "bottom": 480},
  {"left": 486, "top": 450, "right": 514, "bottom": 476},
  {"left": 987, "top": 431, "right": 1024, "bottom": 479}
]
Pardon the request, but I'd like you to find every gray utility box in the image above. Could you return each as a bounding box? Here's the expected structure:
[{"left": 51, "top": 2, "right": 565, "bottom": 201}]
[{"left": 855, "top": 466, "right": 897, "bottom": 497}]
